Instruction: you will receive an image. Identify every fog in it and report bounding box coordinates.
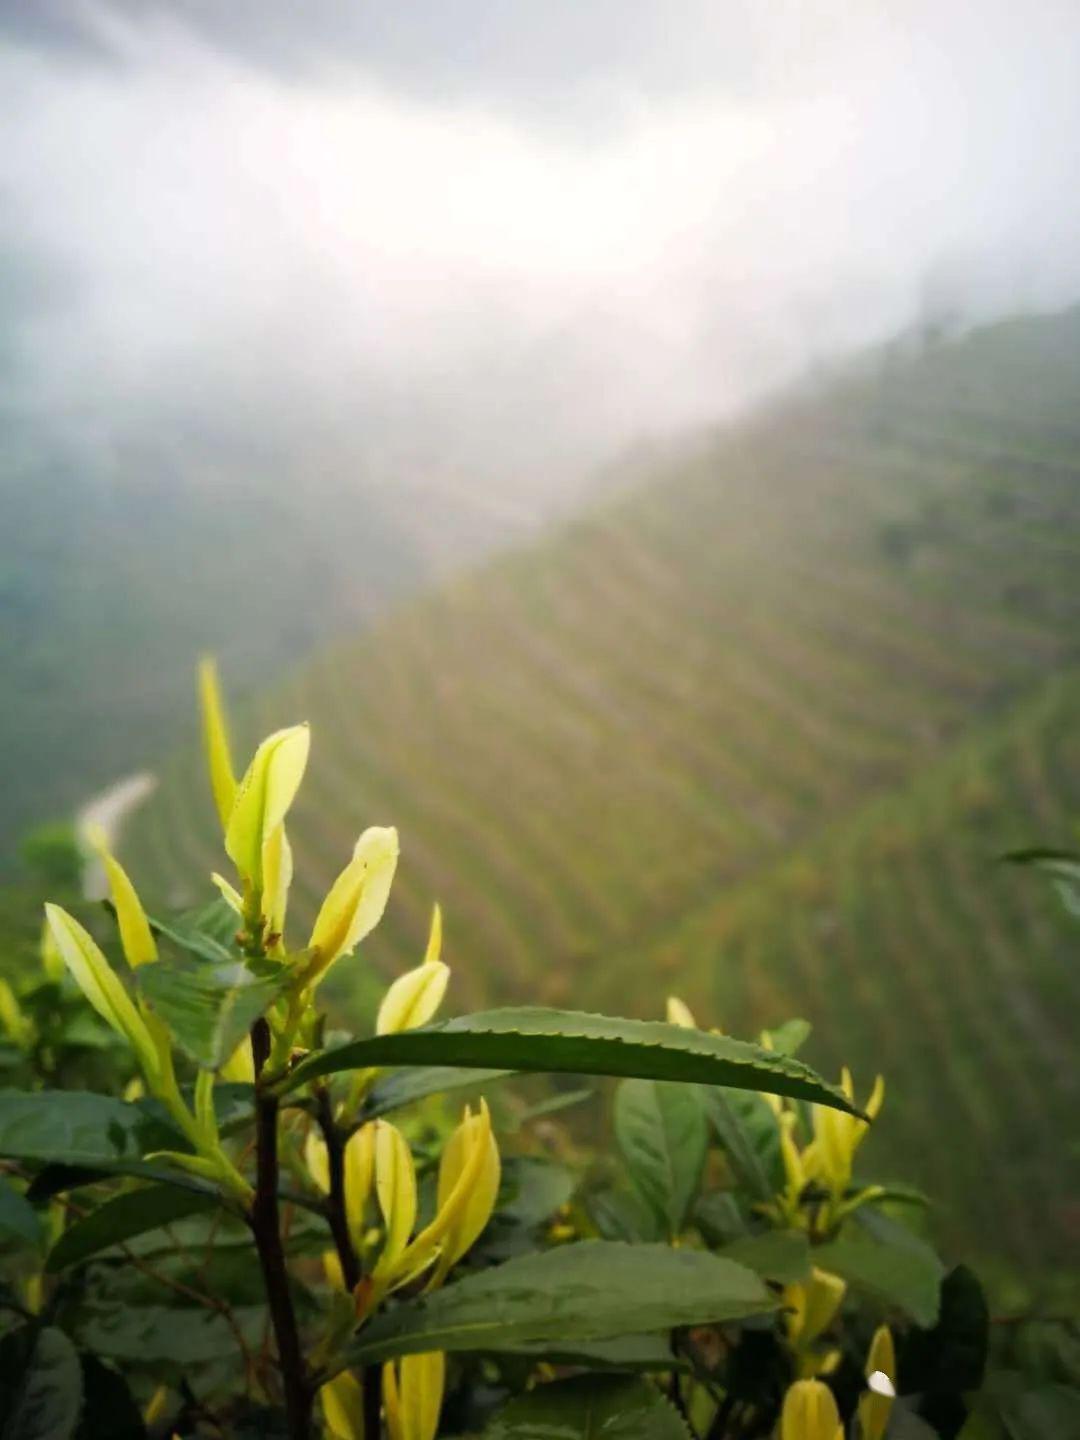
[2,0,1080,514]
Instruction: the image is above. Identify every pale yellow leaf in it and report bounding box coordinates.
[85,825,157,968]
[374,1121,417,1272]
[44,904,160,1086]
[198,657,237,831]
[225,725,310,887]
[307,826,398,984]
[320,1370,365,1440]
[424,903,442,964]
[376,960,449,1037]
[780,1380,842,1440]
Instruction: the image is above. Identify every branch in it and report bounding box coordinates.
[251,1017,312,1440]
[362,1362,383,1439]
[315,1087,361,1292]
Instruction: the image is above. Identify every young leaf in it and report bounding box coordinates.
[86,830,157,969]
[46,1184,220,1272]
[483,1374,692,1438]
[0,1327,83,1440]
[306,826,399,984]
[43,906,161,1085]
[614,1080,707,1238]
[342,1241,772,1367]
[136,959,294,1070]
[284,1009,858,1115]
[198,656,237,831]
[225,724,310,886]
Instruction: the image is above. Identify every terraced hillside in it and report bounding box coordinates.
[126,308,1080,1274]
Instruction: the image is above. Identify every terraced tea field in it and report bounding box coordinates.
[126,309,1080,1275]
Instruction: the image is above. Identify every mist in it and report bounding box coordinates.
[3,0,1080,519]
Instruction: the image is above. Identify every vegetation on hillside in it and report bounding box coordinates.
[125,309,1080,1275]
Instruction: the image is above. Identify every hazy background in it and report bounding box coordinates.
[4,0,1080,501]
[3,0,1080,1279]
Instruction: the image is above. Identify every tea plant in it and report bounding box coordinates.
[0,664,1069,1438]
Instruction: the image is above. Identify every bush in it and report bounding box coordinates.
[0,664,1075,1438]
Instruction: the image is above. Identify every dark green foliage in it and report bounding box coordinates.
[75,1355,146,1440]
[137,958,294,1070]
[285,1009,857,1112]
[614,1080,708,1237]
[343,1242,771,1366]
[0,1176,43,1250]
[0,1326,83,1440]
[46,1185,220,1273]
[482,1374,692,1438]
[901,1265,989,1438]
[0,1091,187,1174]
[815,1225,945,1327]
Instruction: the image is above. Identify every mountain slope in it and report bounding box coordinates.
[127,307,1080,1270]
[0,400,561,862]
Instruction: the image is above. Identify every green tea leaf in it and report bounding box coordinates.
[701,1088,775,1203]
[69,1299,266,1365]
[285,1009,856,1115]
[615,1080,707,1237]
[483,1374,692,1438]
[152,899,240,961]
[0,1090,183,1173]
[495,1335,681,1373]
[495,1157,576,1231]
[343,1241,772,1366]
[0,1327,82,1440]
[815,1226,944,1326]
[137,960,292,1070]
[0,1176,42,1250]
[46,1184,220,1272]
[719,1230,811,1285]
[361,1066,513,1119]
[587,1187,663,1244]
[691,1192,746,1248]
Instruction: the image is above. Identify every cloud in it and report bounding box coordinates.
[1,1,1079,510]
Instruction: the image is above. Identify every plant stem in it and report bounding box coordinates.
[315,1087,361,1291]
[251,1018,312,1439]
[362,1363,383,1438]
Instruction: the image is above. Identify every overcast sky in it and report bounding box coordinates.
[2,0,1080,507]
